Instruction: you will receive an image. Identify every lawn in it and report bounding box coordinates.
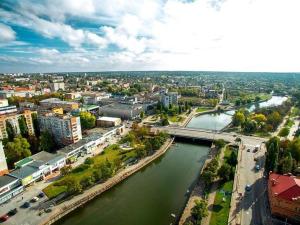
[291,107,300,117]
[43,145,137,199]
[168,115,184,123]
[209,181,234,225]
[196,107,213,113]
[285,118,294,128]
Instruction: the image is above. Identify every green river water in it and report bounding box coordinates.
[57,142,209,225]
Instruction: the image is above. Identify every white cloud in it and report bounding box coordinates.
[1,0,300,72]
[0,23,16,42]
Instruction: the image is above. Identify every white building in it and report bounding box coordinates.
[161,92,179,108]
[50,82,65,92]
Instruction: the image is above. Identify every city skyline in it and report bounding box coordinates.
[1,0,300,73]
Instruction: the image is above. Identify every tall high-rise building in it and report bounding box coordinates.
[38,112,82,146]
[161,92,179,108]
[0,110,35,140]
[50,82,65,92]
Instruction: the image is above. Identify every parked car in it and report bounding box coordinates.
[38,192,45,198]
[247,149,251,152]
[21,201,30,208]
[31,197,39,203]
[255,164,260,171]
[45,208,52,213]
[245,184,252,191]
[0,214,9,222]
[253,148,259,153]
[7,208,17,216]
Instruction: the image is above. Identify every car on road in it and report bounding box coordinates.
[31,196,39,203]
[247,149,251,152]
[255,164,260,171]
[0,214,9,222]
[7,208,17,217]
[21,201,30,208]
[245,184,252,192]
[45,208,52,213]
[253,148,259,153]
[38,192,45,198]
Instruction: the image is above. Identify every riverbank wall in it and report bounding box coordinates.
[39,138,174,225]
[178,143,217,225]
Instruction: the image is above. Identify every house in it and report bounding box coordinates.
[268,173,300,223]
[0,175,23,204]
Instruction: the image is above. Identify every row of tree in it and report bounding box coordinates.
[232,101,292,134]
[265,137,300,175]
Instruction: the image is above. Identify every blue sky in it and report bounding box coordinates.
[0,0,300,73]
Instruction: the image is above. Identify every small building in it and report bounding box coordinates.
[65,92,81,100]
[97,116,122,127]
[99,103,143,120]
[0,175,23,204]
[9,165,41,186]
[268,173,300,223]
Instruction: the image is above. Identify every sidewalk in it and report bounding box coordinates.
[201,146,226,225]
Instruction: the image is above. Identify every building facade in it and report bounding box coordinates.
[268,173,300,223]
[0,142,8,176]
[38,113,82,146]
[50,82,65,92]
[0,110,35,140]
[161,92,179,108]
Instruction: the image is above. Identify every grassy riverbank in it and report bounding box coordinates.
[44,126,169,199]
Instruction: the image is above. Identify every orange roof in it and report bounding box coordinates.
[269,173,300,201]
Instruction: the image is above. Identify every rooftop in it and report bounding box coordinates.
[269,173,300,201]
[14,157,33,168]
[97,116,121,122]
[40,98,77,105]
[9,165,39,179]
[0,175,18,188]
[31,151,64,163]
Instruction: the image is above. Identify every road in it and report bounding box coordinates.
[155,126,267,145]
[287,118,299,140]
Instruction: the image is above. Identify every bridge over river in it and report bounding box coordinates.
[154,126,267,146]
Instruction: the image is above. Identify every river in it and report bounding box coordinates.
[186,96,287,131]
[56,142,210,225]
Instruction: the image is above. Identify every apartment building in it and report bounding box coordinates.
[0,110,35,140]
[50,82,65,92]
[268,173,300,223]
[161,92,179,108]
[39,98,79,112]
[38,112,82,146]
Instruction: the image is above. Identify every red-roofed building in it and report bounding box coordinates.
[268,173,300,222]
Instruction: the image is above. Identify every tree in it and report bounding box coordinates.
[227,150,238,167]
[265,137,280,172]
[218,163,233,181]
[279,127,290,137]
[232,112,245,127]
[140,111,145,119]
[64,177,82,195]
[60,165,72,176]
[18,115,29,137]
[289,138,300,163]
[31,113,40,137]
[191,199,208,224]
[243,119,257,133]
[280,153,293,174]
[4,136,31,168]
[267,111,282,128]
[39,131,56,152]
[252,114,267,123]
[79,111,96,130]
[6,121,15,141]
[214,139,226,149]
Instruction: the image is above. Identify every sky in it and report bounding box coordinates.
[0,0,300,73]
